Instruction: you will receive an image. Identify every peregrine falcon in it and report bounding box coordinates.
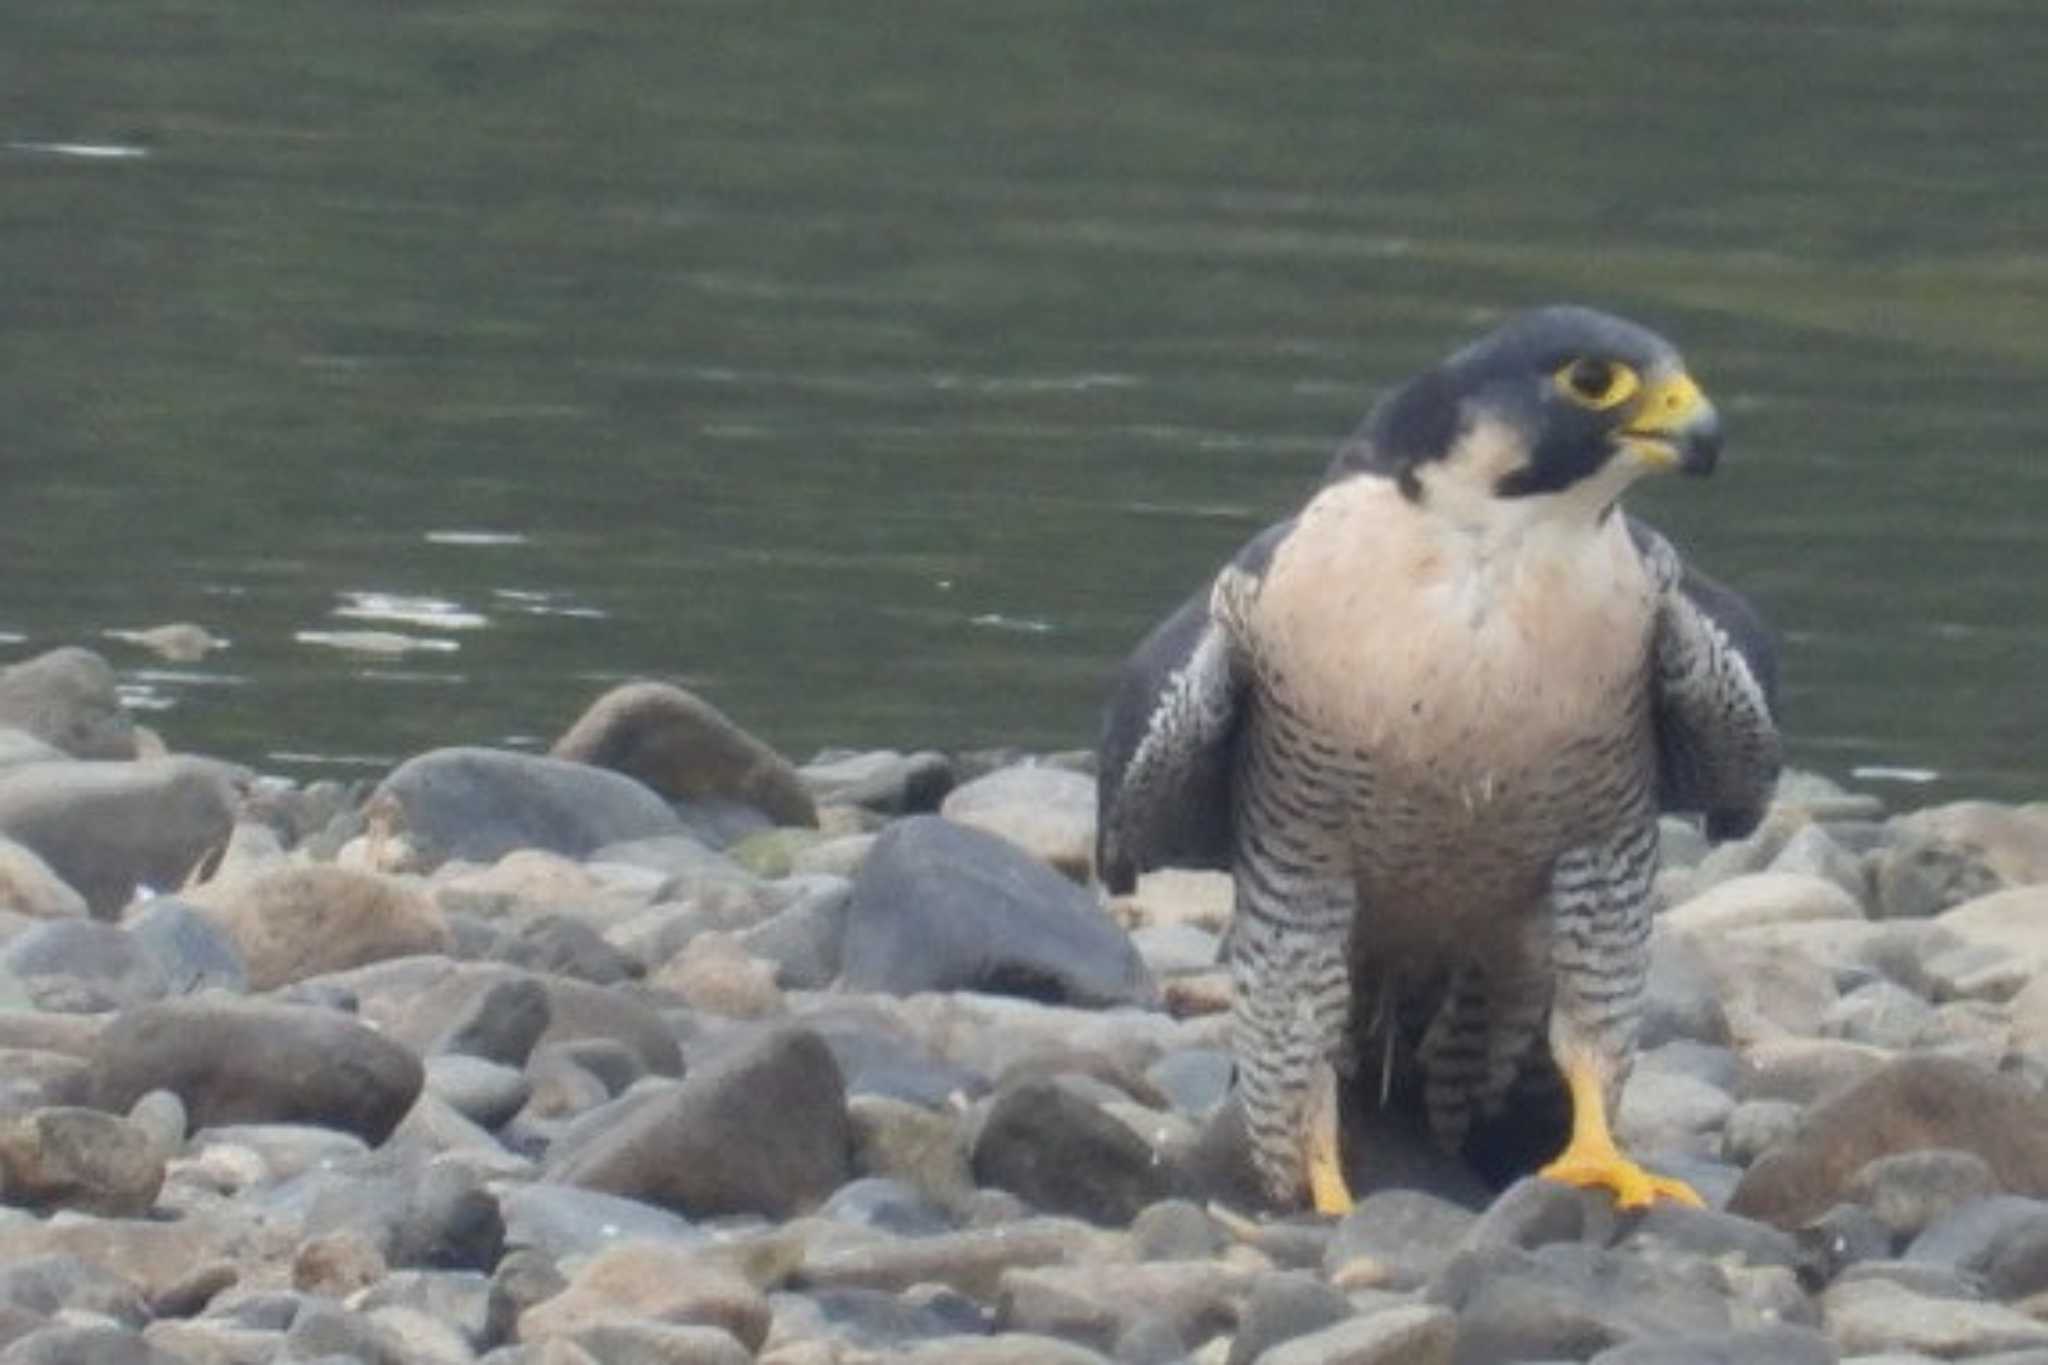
[1097,307,1782,1212]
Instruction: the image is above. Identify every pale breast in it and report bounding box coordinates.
[1234,476,1659,923]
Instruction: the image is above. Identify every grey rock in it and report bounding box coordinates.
[1256,1305,1457,1365]
[125,898,249,995]
[997,1261,1246,1354]
[92,997,424,1144]
[970,1078,1176,1227]
[424,1054,530,1130]
[0,758,240,915]
[0,1253,147,1326]
[800,1218,1115,1300]
[1797,1203,1896,1284]
[432,976,551,1067]
[1823,1276,2048,1357]
[0,919,169,1011]
[546,1025,851,1219]
[374,745,685,868]
[846,1094,979,1216]
[736,876,850,988]
[372,961,681,1079]
[1463,1176,1621,1252]
[498,1182,702,1261]
[1641,929,1732,1049]
[495,912,640,984]
[0,1324,185,1365]
[1722,1099,1804,1167]
[0,728,65,771]
[800,748,955,814]
[1822,980,1937,1051]
[820,1175,957,1237]
[1833,1256,1982,1299]
[1849,1149,2000,1240]
[1145,1048,1232,1118]
[1325,1189,1479,1289]
[1427,1242,1731,1362]
[300,1151,505,1272]
[841,815,1154,1007]
[1587,1325,1837,1364]
[0,648,135,759]
[1129,1198,1227,1262]
[551,680,817,828]
[802,1002,987,1107]
[1769,823,1869,900]
[1224,1270,1351,1365]
[1906,1195,2048,1277]
[1628,1204,1800,1269]
[940,762,1098,881]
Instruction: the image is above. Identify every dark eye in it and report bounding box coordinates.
[1555,358,1640,410]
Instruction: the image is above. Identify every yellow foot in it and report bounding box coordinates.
[1304,1058,1354,1215]
[1539,1146,1703,1210]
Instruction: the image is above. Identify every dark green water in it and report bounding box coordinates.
[4,2,2045,801]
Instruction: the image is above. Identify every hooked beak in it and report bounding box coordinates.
[1619,371,1721,477]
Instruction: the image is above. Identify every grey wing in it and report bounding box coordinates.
[1629,520,1784,841]
[1095,521,1290,893]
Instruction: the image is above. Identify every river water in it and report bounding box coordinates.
[3,3,2044,802]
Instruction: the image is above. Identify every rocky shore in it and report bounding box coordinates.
[3,643,2048,1364]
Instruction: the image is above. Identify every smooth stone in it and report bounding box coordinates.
[0,1106,164,1216]
[497,1183,704,1262]
[1849,1149,2001,1240]
[1462,1177,1621,1252]
[1823,980,1938,1050]
[1873,830,2005,921]
[799,1219,1118,1300]
[497,912,641,985]
[1324,1189,1478,1290]
[1977,1211,2048,1301]
[1890,802,2048,889]
[1721,1099,1805,1167]
[1932,885,2048,977]
[1640,929,1732,1049]
[0,920,170,1012]
[1905,1194,2048,1275]
[0,1252,148,1326]
[0,758,239,916]
[840,816,1155,1007]
[92,997,424,1144]
[374,746,685,868]
[970,1078,1176,1228]
[424,1054,531,1130]
[181,863,450,991]
[1617,1069,1733,1153]
[736,877,851,989]
[0,837,88,920]
[1689,933,1840,1046]
[1255,1305,1457,1365]
[517,1239,770,1351]
[1798,1203,1898,1283]
[1427,1242,1731,1361]
[1824,1276,2048,1356]
[1833,1256,1981,1298]
[1224,1270,1352,1365]
[0,648,135,758]
[846,1095,979,1215]
[302,1152,506,1272]
[1587,1325,1837,1364]
[1627,1203,1800,1269]
[1732,1056,2048,1229]
[892,1334,1113,1365]
[1768,823,1869,899]
[800,1001,988,1107]
[362,961,681,1078]
[1921,942,2032,1005]
[1109,867,1234,935]
[563,1321,752,1365]
[939,763,1098,882]
[651,931,783,1018]
[546,1025,851,1219]
[551,680,817,828]
[0,1048,91,1111]
[787,833,876,880]
[0,1324,187,1365]
[433,976,552,1066]
[123,899,248,995]
[998,1261,1248,1353]
[1737,1038,1894,1107]
[1144,1047,1233,1118]
[782,1284,991,1352]
[798,749,955,815]
[0,728,66,771]
[819,1176,957,1237]
[1661,872,1865,936]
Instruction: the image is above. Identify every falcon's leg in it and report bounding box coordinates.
[1537,826,1703,1210]
[1228,875,1357,1213]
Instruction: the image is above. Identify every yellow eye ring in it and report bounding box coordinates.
[1554,358,1640,411]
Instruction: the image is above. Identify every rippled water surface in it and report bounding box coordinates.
[3,3,2045,799]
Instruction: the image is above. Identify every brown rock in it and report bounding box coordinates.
[1729,1054,2048,1228]
[293,1229,388,1298]
[553,681,816,827]
[183,864,451,990]
[0,1106,165,1215]
[371,960,682,1077]
[518,1240,770,1350]
[92,998,424,1144]
[997,1261,1253,1352]
[652,931,784,1018]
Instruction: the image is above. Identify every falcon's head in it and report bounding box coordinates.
[1343,307,1723,520]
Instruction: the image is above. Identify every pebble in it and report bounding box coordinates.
[3,672,2045,1363]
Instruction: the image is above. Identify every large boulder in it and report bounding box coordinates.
[840,816,1155,1008]
[91,998,423,1144]
[371,746,684,867]
[0,648,135,758]
[0,758,241,915]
